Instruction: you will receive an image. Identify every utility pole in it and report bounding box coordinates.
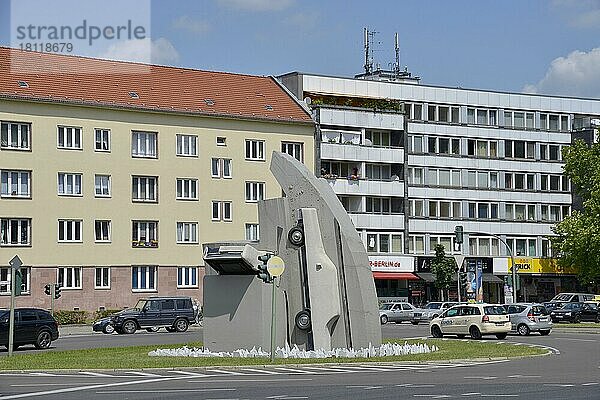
[8,255,23,357]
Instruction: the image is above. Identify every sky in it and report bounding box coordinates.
[1,0,600,98]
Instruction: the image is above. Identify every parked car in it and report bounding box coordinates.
[93,296,197,334]
[550,292,595,303]
[429,304,510,340]
[0,308,59,350]
[411,302,459,324]
[550,302,600,323]
[542,302,562,312]
[502,303,552,336]
[379,302,417,324]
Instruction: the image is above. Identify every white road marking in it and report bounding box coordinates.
[10,383,103,387]
[267,396,309,400]
[273,367,315,374]
[122,371,162,377]
[77,372,113,377]
[346,385,383,390]
[507,375,541,378]
[544,384,575,387]
[582,383,599,386]
[186,378,312,383]
[336,365,395,372]
[168,370,209,377]
[461,393,481,396]
[464,376,497,380]
[413,395,451,398]
[96,389,235,394]
[301,366,352,373]
[481,395,518,397]
[206,369,245,375]
[240,368,282,375]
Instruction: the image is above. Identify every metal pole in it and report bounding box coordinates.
[8,268,15,357]
[51,284,55,317]
[511,253,517,304]
[270,277,277,363]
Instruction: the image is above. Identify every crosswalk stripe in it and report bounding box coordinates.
[78,372,113,377]
[273,367,315,374]
[168,371,208,377]
[241,368,282,375]
[301,366,353,373]
[122,371,162,377]
[336,365,395,372]
[206,369,245,375]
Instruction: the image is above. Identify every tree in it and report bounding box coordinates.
[552,139,600,289]
[430,244,457,301]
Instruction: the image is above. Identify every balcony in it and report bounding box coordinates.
[349,213,405,230]
[132,240,159,248]
[317,107,405,130]
[321,142,404,163]
[325,177,404,197]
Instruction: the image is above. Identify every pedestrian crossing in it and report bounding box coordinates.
[0,360,508,379]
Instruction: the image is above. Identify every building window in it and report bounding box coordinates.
[132,265,157,291]
[176,134,197,157]
[245,223,259,241]
[0,267,30,294]
[408,235,425,254]
[58,173,82,196]
[216,136,227,146]
[176,222,198,244]
[1,170,31,197]
[429,236,457,254]
[282,142,303,162]
[0,218,30,246]
[95,267,110,289]
[365,232,402,253]
[506,238,537,257]
[176,178,198,200]
[212,201,232,221]
[366,197,391,214]
[57,267,82,289]
[131,131,157,158]
[366,130,390,147]
[58,219,82,242]
[94,220,111,242]
[132,221,158,247]
[505,140,535,159]
[1,121,30,150]
[245,139,265,160]
[245,181,265,202]
[212,158,232,179]
[467,139,497,157]
[57,126,82,150]
[94,129,110,152]
[132,176,157,202]
[177,267,197,288]
[468,237,500,256]
[95,175,111,197]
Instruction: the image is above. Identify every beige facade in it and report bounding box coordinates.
[0,99,314,312]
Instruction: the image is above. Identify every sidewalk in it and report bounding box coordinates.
[58,324,203,336]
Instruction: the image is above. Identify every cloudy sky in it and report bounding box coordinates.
[2,0,600,98]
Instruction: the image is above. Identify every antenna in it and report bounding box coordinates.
[394,32,400,76]
[363,27,377,75]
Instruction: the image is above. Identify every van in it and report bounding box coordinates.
[550,293,595,303]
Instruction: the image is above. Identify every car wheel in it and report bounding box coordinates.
[103,324,115,334]
[12,344,19,351]
[411,321,419,325]
[517,324,530,336]
[166,326,176,333]
[431,325,443,338]
[539,330,551,336]
[174,318,189,333]
[145,327,160,332]
[380,315,388,325]
[469,326,482,340]
[34,330,52,349]
[122,320,137,334]
[573,315,581,323]
[495,333,508,340]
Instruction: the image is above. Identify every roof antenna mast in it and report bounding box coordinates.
[363,27,374,75]
[394,32,400,77]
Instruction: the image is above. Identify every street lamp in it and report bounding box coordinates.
[467,232,517,304]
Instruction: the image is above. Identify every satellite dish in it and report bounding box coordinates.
[304,97,312,105]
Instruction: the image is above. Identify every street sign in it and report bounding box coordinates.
[267,256,286,277]
[9,255,22,270]
[453,255,465,270]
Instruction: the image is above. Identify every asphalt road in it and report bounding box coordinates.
[0,323,598,400]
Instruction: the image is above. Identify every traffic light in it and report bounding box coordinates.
[257,254,273,283]
[454,225,464,245]
[44,284,52,296]
[14,269,23,296]
[54,284,62,299]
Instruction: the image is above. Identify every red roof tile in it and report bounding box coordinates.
[0,47,312,124]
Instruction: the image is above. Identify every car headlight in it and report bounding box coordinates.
[565,312,571,316]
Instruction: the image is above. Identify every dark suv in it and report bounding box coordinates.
[0,308,59,350]
[107,297,196,334]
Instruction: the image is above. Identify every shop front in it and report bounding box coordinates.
[369,255,421,304]
[510,258,583,303]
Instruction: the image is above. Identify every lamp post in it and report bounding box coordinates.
[467,232,517,304]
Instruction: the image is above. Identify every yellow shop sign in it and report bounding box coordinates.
[509,258,578,275]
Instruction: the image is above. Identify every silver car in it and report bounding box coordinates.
[379,302,417,325]
[503,303,552,336]
[411,302,459,324]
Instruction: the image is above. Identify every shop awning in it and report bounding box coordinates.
[417,273,503,283]
[372,272,420,280]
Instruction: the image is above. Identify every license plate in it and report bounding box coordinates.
[538,317,547,322]
[555,315,563,319]
[495,322,505,326]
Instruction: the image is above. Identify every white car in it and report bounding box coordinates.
[379,302,417,324]
[429,304,510,340]
[411,301,459,324]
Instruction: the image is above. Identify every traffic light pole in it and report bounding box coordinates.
[270,277,277,363]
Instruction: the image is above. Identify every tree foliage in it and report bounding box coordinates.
[431,244,457,297]
[552,139,600,286]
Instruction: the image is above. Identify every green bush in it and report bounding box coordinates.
[93,309,121,320]
[53,310,89,325]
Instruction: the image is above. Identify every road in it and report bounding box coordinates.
[0,323,598,399]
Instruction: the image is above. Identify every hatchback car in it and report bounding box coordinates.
[430,304,510,340]
[0,308,59,350]
[503,303,552,336]
[550,302,599,323]
[411,302,459,324]
[95,296,196,334]
[379,302,417,324]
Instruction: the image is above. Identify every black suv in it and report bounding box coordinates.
[0,308,59,350]
[106,297,196,334]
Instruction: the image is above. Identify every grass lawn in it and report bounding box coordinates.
[0,339,547,371]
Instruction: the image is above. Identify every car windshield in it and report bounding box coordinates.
[379,304,394,310]
[425,303,442,309]
[133,300,147,310]
[484,306,507,315]
[559,303,579,310]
